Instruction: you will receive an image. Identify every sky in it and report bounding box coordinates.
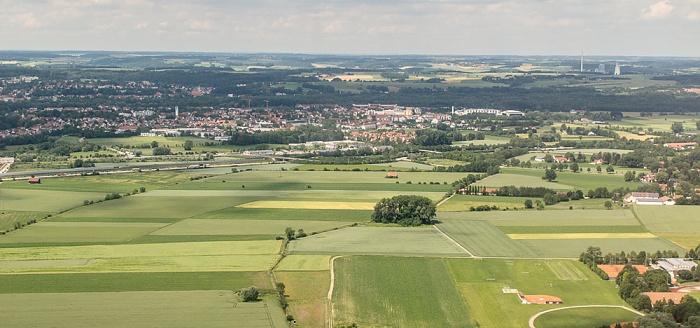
[0,0,698,56]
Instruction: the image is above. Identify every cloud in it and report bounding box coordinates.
[641,0,674,19]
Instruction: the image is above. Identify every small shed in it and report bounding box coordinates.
[385,172,398,179]
[28,177,41,184]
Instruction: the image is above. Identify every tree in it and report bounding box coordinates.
[285,227,296,240]
[371,195,436,226]
[672,122,684,134]
[151,140,159,148]
[542,169,557,182]
[596,165,602,173]
[239,286,259,302]
[604,200,613,210]
[184,140,194,151]
[524,199,533,209]
[152,147,171,155]
[570,162,579,172]
[606,165,615,174]
[624,171,635,182]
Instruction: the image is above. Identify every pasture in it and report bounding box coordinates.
[1,171,190,193]
[332,256,475,327]
[447,258,632,328]
[287,226,468,256]
[0,291,287,328]
[238,200,376,210]
[0,211,47,231]
[0,188,105,212]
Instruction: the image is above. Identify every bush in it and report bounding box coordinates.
[239,286,259,302]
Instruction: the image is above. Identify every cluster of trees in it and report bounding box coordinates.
[617,265,671,311]
[370,195,436,226]
[579,247,610,280]
[239,286,259,302]
[412,129,452,146]
[448,174,486,196]
[225,125,344,146]
[283,227,307,240]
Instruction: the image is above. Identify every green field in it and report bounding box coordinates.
[447,258,633,328]
[0,211,48,231]
[0,291,287,328]
[439,194,533,211]
[534,307,639,328]
[333,256,475,327]
[500,168,643,191]
[288,226,468,256]
[437,210,640,227]
[0,241,281,273]
[58,195,258,220]
[194,207,371,222]
[276,255,331,271]
[0,222,166,244]
[149,219,351,236]
[1,171,191,193]
[0,271,272,293]
[0,188,105,212]
[634,205,700,233]
[474,173,572,190]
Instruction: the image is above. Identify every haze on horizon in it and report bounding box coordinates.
[1,0,698,57]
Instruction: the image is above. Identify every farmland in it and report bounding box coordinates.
[0,164,695,327]
[332,256,475,327]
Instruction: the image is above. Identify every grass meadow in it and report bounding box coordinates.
[274,271,330,328]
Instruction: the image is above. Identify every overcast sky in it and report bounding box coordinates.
[1,0,698,56]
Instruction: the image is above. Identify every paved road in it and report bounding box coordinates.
[528,305,645,328]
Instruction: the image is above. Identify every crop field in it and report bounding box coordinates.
[332,256,475,327]
[278,190,445,203]
[58,195,254,220]
[0,188,105,212]
[276,255,331,271]
[0,211,48,231]
[199,170,472,186]
[436,219,537,257]
[0,222,167,244]
[657,233,700,249]
[274,271,330,328]
[447,259,631,328]
[497,225,647,234]
[0,241,281,273]
[194,207,371,222]
[507,233,657,240]
[634,205,700,233]
[369,161,435,170]
[149,219,351,236]
[288,226,468,256]
[437,210,640,227]
[0,271,272,293]
[238,200,376,210]
[438,194,532,212]
[1,171,190,193]
[0,291,287,328]
[616,114,699,132]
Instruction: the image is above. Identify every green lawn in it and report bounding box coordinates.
[333,256,476,327]
[534,307,639,328]
[0,222,166,244]
[447,258,634,328]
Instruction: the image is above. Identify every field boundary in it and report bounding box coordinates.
[327,255,342,328]
[528,305,644,328]
[432,225,475,257]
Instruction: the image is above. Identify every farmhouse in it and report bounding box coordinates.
[552,156,569,163]
[663,142,697,150]
[597,265,648,279]
[624,192,660,205]
[27,177,41,184]
[643,292,685,307]
[385,172,398,179]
